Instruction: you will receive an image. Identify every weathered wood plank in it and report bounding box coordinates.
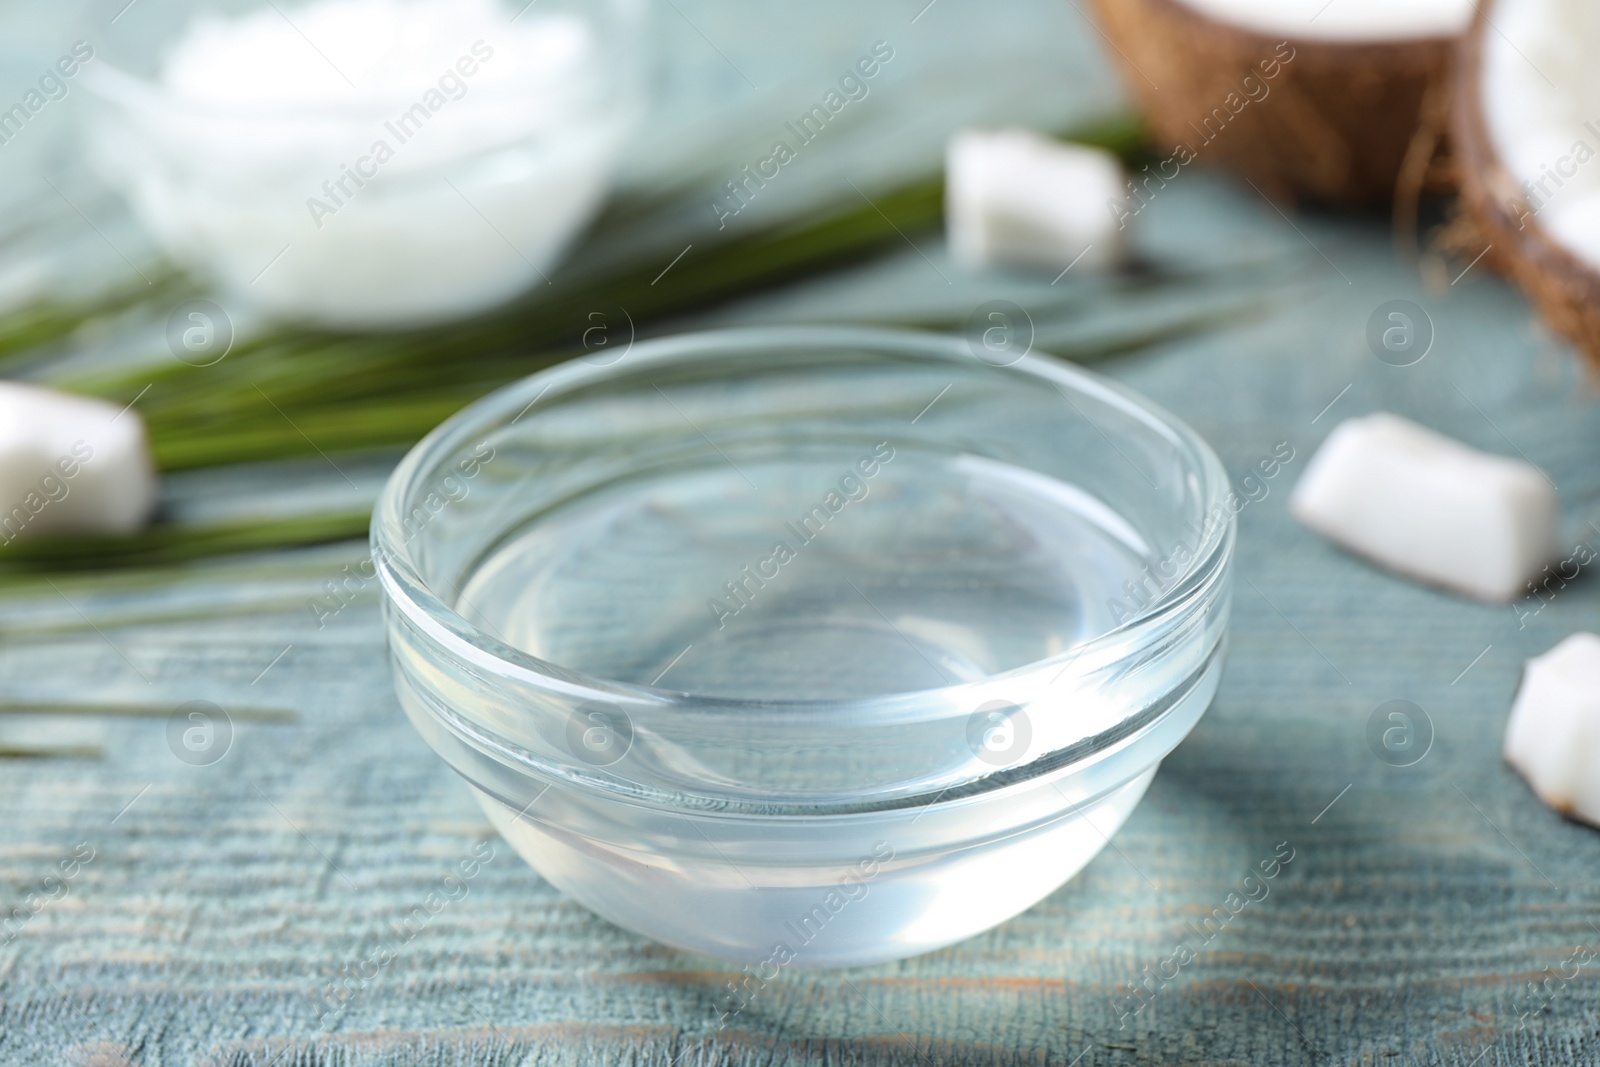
[4,0,1600,1065]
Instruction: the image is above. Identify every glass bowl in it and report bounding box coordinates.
[83,0,646,329]
[374,326,1234,967]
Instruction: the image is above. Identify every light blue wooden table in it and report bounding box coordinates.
[3,2,1600,1064]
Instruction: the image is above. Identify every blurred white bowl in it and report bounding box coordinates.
[86,0,646,330]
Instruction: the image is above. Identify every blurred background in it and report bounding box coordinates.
[3,0,1600,1064]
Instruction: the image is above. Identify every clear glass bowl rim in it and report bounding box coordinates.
[372,325,1235,722]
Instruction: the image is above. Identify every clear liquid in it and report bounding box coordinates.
[458,446,1149,699]
[474,764,1160,967]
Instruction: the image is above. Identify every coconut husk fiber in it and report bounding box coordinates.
[1088,0,1455,209]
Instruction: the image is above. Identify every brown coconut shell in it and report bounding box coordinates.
[1087,0,1457,209]
[1452,1,1600,369]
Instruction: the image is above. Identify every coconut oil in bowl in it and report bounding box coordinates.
[375,326,1234,966]
[85,0,645,328]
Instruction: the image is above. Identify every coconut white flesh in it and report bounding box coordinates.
[1289,413,1559,602]
[1172,0,1474,41]
[945,129,1127,273]
[0,382,158,541]
[1480,0,1600,272]
[1505,633,1600,826]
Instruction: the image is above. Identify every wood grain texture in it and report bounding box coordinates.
[4,2,1600,1066]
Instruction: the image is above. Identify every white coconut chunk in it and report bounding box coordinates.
[1289,413,1559,601]
[946,129,1127,273]
[1174,0,1475,41]
[0,382,158,542]
[1505,633,1600,826]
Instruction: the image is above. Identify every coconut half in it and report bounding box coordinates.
[1087,0,1475,207]
[1454,0,1600,367]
